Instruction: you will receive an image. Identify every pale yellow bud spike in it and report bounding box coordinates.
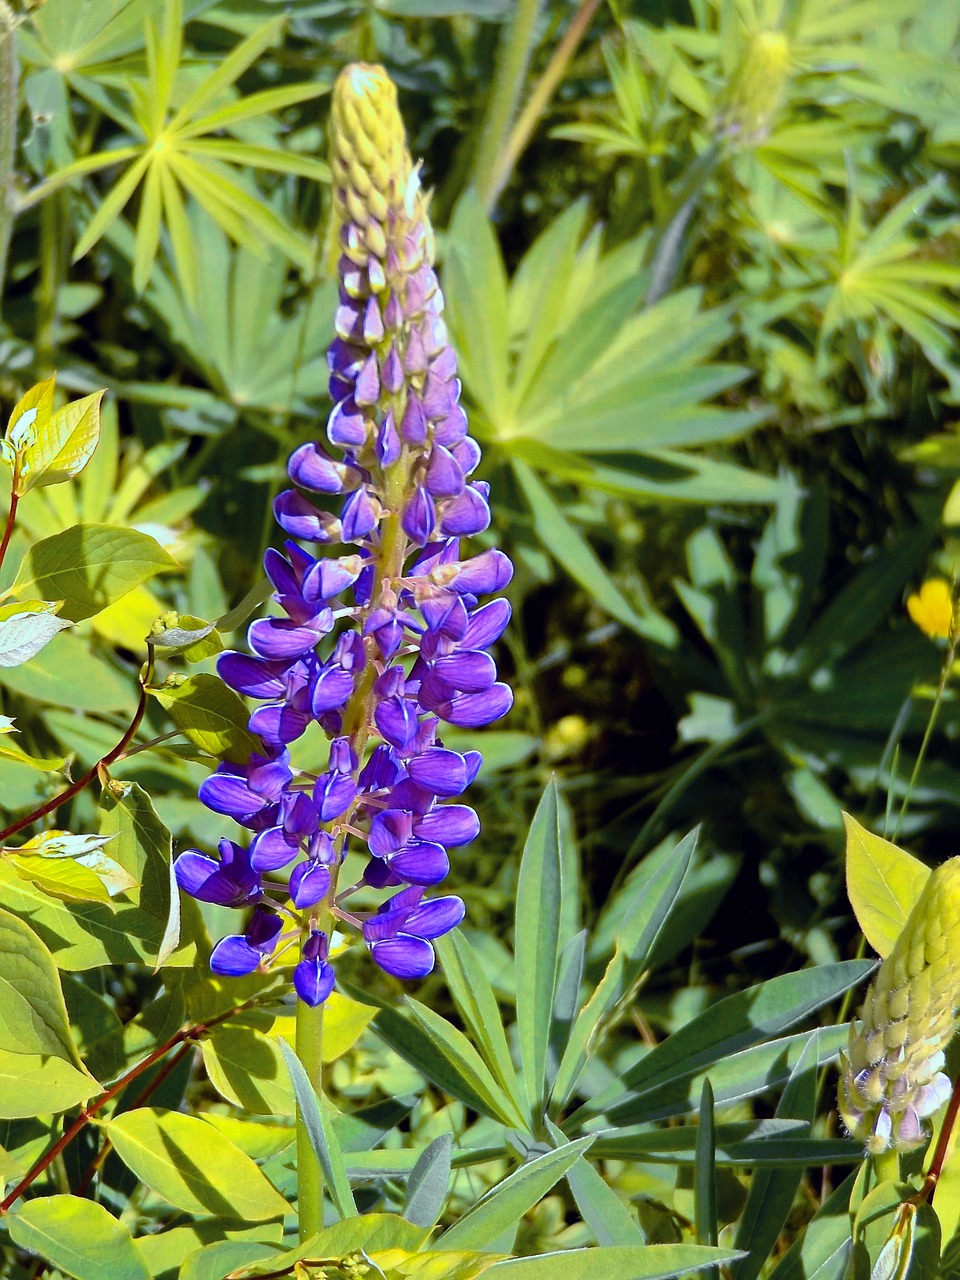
[839,856,960,1153]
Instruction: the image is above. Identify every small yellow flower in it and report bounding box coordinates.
[907,579,954,639]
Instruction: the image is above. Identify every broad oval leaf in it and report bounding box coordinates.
[843,813,930,959]
[8,1195,149,1280]
[151,672,259,763]
[11,522,178,621]
[102,1107,289,1220]
[0,906,88,1065]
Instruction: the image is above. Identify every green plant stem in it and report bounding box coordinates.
[873,1148,900,1185]
[0,2,16,307]
[490,0,603,205]
[36,193,63,377]
[295,997,325,1241]
[473,0,544,211]
[0,1000,257,1213]
[892,628,960,841]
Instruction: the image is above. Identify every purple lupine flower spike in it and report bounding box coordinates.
[174,62,513,1003]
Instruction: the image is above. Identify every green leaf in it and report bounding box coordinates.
[580,961,874,1122]
[238,1216,429,1276]
[843,813,930,959]
[404,1132,453,1228]
[0,600,72,666]
[694,1079,719,1278]
[731,1034,819,1280]
[767,1173,855,1280]
[179,1242,280,1280]
[513,459,675,646]
[202,1023,295,1116]
[0,906,88,1065]
[135,1222,281,1279]
[438,1138,594,1252]
[103,1107,289,1220]
[0,627,132,711]
[0,1048,98,1117]
[552,829,697,1109]
[7,851,117,904]
[11,523,178,622]
[151,672,259,763]
[436,929,524,1113]
[515,780,563,1122]
[484,1245,742,1278]
[7,1196,149,1280]
[400,996,527,1129]
[545,1118,642,1247]
[277,1037,356,1220]
[16,390,104,495]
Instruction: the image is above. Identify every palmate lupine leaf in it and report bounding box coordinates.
[818,174,960,393]
[109,213,336,418]
[19,0,328,295]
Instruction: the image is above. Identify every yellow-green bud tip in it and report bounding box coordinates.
[330,62,412,228]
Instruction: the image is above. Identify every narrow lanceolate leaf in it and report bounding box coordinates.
[732,1035,818,1280]
[0,600,72,667]
[15,390,105,494]
[436,929,524,1114]
[11,523,178,622]
[551,828,697,1109]
[403,1133,453,1228]
[843,813,930,959]
[277,1039,356,1220]
[438,1138,594,1252]
[579,961,875,1121]
[8,1196,149,1280]
[484,1245,743,1278]
[546,1119,643,1247]
[398,995,527,1129]
[103,1107,288,1221]
[694,1079,719,1280]
[513,460,675,646]
[515,780,564,1124]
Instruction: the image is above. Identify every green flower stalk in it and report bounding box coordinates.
[839,858,960,1155]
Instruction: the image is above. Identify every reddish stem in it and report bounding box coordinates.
[0,678,148,844]
[0,1001,252,1213]
[74,1041,196,1198]
[917,1073,960,1204]
[0,489,18,576]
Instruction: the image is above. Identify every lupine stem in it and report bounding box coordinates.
[490,0,603,204]
[0,1,16,307]
[873,1149,900,1185]
[295,996,325,1240]
[473,0,544,211]
[893,622,960,841]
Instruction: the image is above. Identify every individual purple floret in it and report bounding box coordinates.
[174,62,513,1006]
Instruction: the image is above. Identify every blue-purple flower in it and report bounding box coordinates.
[174,62,513,1006]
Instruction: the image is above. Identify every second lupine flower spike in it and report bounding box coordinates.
[838,857,960,1154]
[174,62,513,1004]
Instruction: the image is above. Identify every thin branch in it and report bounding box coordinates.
[0,648,154,843]
[74,1041,196,1198]
[0,1000,257,1213]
